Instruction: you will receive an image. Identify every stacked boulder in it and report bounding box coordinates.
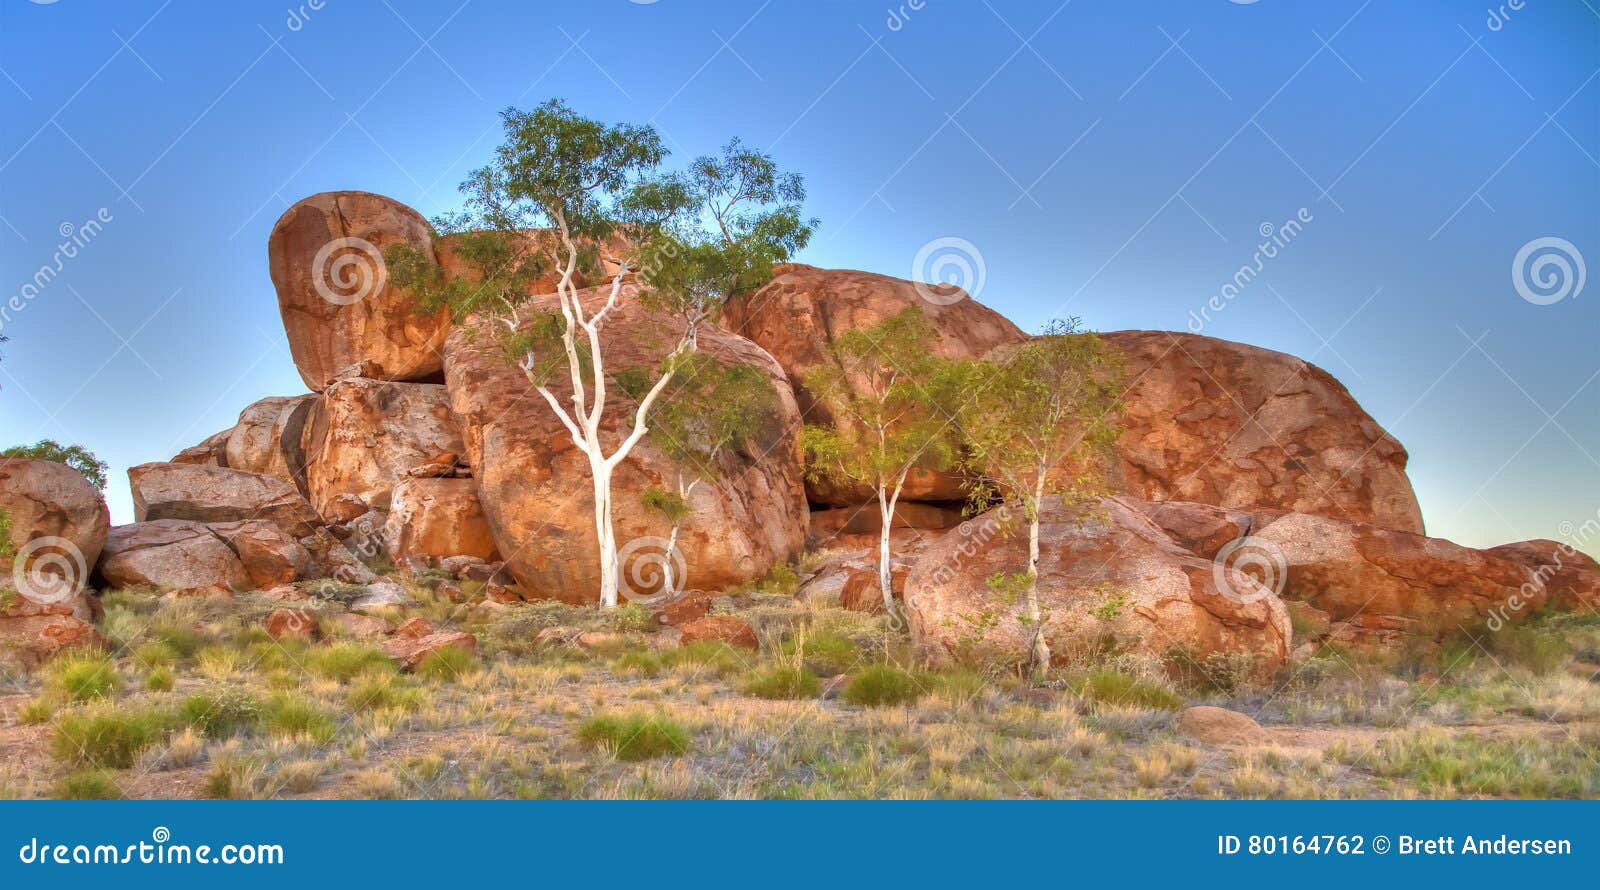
[6,187,1594,678]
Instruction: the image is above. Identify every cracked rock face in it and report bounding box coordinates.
[0,458,110,600]
[1102,330,1424,534]
[269,190,452,391]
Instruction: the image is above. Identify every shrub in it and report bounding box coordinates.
[132,640,179,670]
[414,646,476,682]
[344,674,421,713]
[743,665,821,700]
[611,650,664,678]
[55,770,123,800]
[151,626,203,659]
[577,711,691,761]
[780,632,859,676]
[46,652,121,703]
[668,640,747,676]
[1078,668,1184,711]
[842,665,924,707]
[51,705,170,768]
[260,693,336,744]
[306,642,395,683]
[1,440,107,489]
[144,667,175,692]
[605,601,656,634]
[179,689,260,739]
[18,697,55,725]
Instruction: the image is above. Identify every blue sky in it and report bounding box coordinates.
[0,0,1595,554]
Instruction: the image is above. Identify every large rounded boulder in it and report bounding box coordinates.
[0,458,110,604]
[904,496,1292,671]
[171,394,316,495]
[445,288,808,604]
[722,264,1026,505]
[269,191,451,391]
[1104,331,1424,534]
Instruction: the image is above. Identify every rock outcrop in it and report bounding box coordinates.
[1103,331,1424,534]
[129,463,322,539]
[302,378,464,518]
[269,191,451,391]
[1484,540,1600,613]
[445,288,807,604]
[383,477,499,564]
[97,520,252,595]
[0,458,111,603]
[904,496,1292,671]
[1249,512,1551,639]
[723,264,1026,505]
[171,395,317,494]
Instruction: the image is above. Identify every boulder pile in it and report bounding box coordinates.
[1,188,1593,677]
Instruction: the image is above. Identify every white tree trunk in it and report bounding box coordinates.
[1025,472,1050,677]
[877,472,909,623]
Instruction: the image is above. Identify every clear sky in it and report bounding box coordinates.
[0,0,1595,555]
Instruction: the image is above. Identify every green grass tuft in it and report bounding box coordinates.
[51,705,169,768]
[743,664,821,699]
[46,652,121,703]
[842,664,924,707]
[577,711,691,761]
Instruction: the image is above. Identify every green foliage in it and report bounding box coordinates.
[55,770,124,800]
[954,320,1124,518]
[1,440,108,489]
[179,688,261,739]
[51,705,170,768]
[778,632,859,676]
[1091,587,1130,622]
[46,652,121,703]
[1076,669,1184,711]
[260,693,336,743]
[841,664,925,707]
[801,308,959,496]
[743,664,821,700]
[611,650,665,678]
[667,640,747,676]
[632,355,783,486]
[306,642,396,683]
[414,646,477,683]
[577,711,691,761]
[346,673,423,712]
[144,667,175,692]
[605,600,657,634]
[0,507,13,560]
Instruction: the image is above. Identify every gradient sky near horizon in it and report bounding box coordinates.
[0,0,1596,554]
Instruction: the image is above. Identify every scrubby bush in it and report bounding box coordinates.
[51,705,169,768]
[46,652,121,703]
[842,664,924,707]
[1077,668,1183,711]
[743,664,821,700]
[577,711,690,761]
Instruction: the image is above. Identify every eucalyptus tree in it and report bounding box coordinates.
[801,308,958,623]
[389,101,812,608]
[952,319,1124,676]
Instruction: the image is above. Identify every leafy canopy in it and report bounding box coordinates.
[3,440,108,490]
[800,307,958,492]
[954,318,1124,519]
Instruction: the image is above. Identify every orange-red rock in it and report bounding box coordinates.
[1484,540,1600,612]
[97,520,251,595]
[0,458,110,602]
[269,191,451,391]
[678,615,759,651]
[723,265,1026,505]
[382,477,499,563]
[904,496,1291,671]
[302,378,464,518]
[381,629,476,672]
[0,595,103,671]
[1103,331,1424,534]
[264,607,319,641]
[444,288,807,604]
